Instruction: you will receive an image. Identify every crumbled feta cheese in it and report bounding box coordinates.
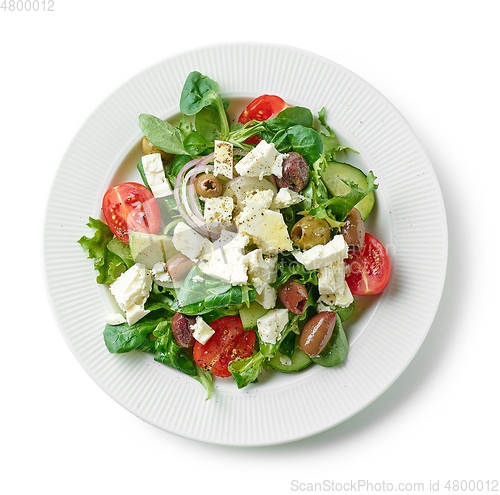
[172,222,212,261]
[105,313,126,325]
[199,231,250,285]
[242,189,275,210]
[236,206,292,254]
[109,263,152,325]
[234,140,287,180]
[191,316,215,345]
[272,187,305,209]
[203,196,234,227]
[245,249,277,293]
[141,153,172,198]
[292,234,348,270]
[280,355,292,366]
[214,140,233,179]
[257,308,289,344]
[151,262,172,284]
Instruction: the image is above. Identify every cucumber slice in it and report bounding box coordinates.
[239,300,269,331]
[321,161,375,221]
[268,336,312,373]
[129,232,177,269]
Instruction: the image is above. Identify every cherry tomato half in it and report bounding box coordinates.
[238,94,289,145]
[345,233,391,295]
[102,182,161,244]
[193,316,256,378]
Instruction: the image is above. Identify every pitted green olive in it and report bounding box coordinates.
[142,136,173,162]
[290,215,331,250]
[194,173,222,198]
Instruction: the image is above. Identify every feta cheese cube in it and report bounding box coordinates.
[173,222,212,261]
[317,258,354,308]
[245,249,277,293]
[272,187,305,209]
[234,140,287,180]
[199,231,250,285]
[203,196,234,227]
[236,206,292,254]
[109,263,152,325]
[214,140,233,179]
[292,234,348,270]
[243,189,275,210]
[191,316,215,345]
[255,282,277,309]
[257,308,289,345]
[141,153,172,198]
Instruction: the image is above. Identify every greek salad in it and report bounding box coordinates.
[78,71,391,399]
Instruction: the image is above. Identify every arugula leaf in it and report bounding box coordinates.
[78,217,130,284]
[180,71,229,139]
[318,107,358,161]
[310,171,378,222]
[138,114,188,156]
[228,351,266,389]
[311,315,349,367]
[194,364,213,400]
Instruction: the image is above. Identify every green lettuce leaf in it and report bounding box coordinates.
[78,217,131,284]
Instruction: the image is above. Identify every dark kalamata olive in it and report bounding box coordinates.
[341,208,365,250]
[299,312,337,357]
[142,136,172,162]
[277,278,308,314]
[194,173,222,198]
[290,215,331,250]
[275,152,309,192]
[166,253,194,282]
[171,312,196,348]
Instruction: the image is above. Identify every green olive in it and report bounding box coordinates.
[142,136,173,162]
[290,215,331,250]
[194,173,222,198]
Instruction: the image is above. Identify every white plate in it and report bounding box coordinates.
[43,43,447,446]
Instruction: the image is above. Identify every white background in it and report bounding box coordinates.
[2,1,499,494]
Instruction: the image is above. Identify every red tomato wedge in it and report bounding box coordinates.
[238,94,289,145]
[193,316,256,378]
[345,233,391,295]
[102,182,161,244]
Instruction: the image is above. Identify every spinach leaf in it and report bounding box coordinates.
[138,114,188,156]
[103,315,166,354]
[136,158,151,190]
[179,71,229,139]
[78,217,130,284]
[287,125,324,165]
[183,131,213,156]
[334,301,355,322]
[153,320,197,377]
[311,315,349,367]
[171,266,256,315]
[167,154,193,187]
[228,351,266,389]
[275,106,314,128]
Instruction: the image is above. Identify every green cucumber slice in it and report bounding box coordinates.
[321,161,376,221]
[239,300,269,331]
[268,336,312,373]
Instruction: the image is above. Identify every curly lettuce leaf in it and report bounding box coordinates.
[78,217,131,284]
[228,351,266,389]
